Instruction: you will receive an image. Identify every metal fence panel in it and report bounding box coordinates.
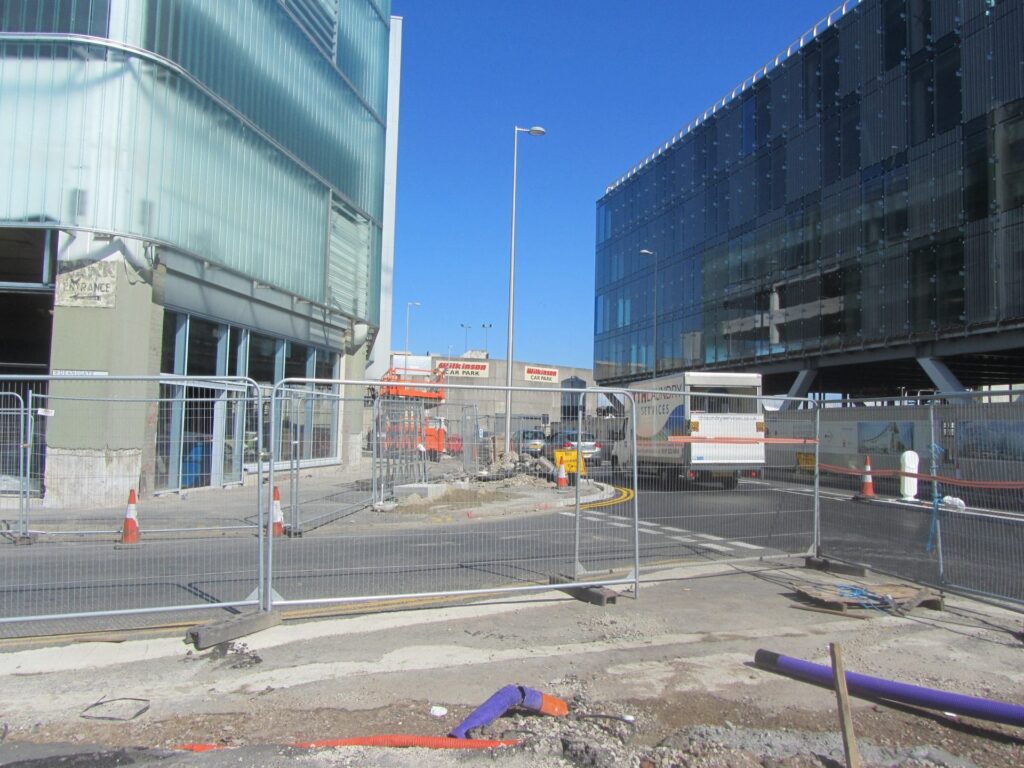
[267,380,641,608]
[0,376,266,637]
[813,391,1024,606]
[622,387,817,570]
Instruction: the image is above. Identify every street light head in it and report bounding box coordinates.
[527,126,546,136]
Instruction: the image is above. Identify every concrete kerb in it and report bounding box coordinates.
[395,480,619,524]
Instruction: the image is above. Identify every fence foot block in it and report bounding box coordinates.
[805,556,870,578]
[549,576,618,606]
[186,611,282,650]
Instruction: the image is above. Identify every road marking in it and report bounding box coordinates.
[661,526,688,533]
[638,520,660,527]
[728,540,765,550]
[558,511,575,518]
[639,528,663,536]
[609,522,631,528]
[671,536,696,543]
[694,533,725,541]
[696,542,733,553]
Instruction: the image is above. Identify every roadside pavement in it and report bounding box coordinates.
[1,560,1021,767]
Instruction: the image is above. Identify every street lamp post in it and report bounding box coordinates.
[504,125,545,454]
[460,323,473,353]
[405,301,420,369]
[640,249,657,378]
[481,323,493,356]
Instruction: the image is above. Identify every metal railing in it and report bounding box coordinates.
[1,376,1021,640]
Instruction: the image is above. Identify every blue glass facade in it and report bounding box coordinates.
[595,0,1024,395]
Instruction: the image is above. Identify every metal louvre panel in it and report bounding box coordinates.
[327,198,371,320]
[995,215,1024,318]
[860,251,885,338]
[857,1,884,83]
[962,23,994,121]
[992,3,1024,104]
[837,10,863,97]
[908,141,936,240]
[964,223,994,324]
[282,0,339,58]
[884,242,910,336]
[933,131,963,232]
[860,82,887,167]
[931,0,960,39]
[880,67,908,163]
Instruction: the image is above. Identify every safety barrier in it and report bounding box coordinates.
[0,375,267,637]
[2,376,1021,639]
[264,379,641,611]
[808,391,1024,606]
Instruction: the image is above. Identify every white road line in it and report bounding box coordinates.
[694,533,725,541]
[558,511,575,517]
[696,542,733,553]
[609,522,631,528]
[661,526,688,532]
[639,528,663,536]
[728,540,765,550]
[637,520,660,527]
[671,536,696,543]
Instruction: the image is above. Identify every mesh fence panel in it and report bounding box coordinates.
[0,376,264,637]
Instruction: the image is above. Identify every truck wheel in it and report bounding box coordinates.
[721,474,739,490]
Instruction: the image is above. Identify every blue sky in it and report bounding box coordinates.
[389,0,840,369]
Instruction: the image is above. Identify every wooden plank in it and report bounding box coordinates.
[830,642,863,768]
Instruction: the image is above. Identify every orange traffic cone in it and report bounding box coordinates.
[556,456,568,489]
[860,454,875,497]
[121,488,140,544]
[270,486,284,537]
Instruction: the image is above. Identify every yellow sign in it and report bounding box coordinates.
[554,449,587,477]
[796,451,816,471]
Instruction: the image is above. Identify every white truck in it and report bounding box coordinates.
[611,372,766,489]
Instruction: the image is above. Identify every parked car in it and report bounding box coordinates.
[511,429,547,456]
[546,429,601,463]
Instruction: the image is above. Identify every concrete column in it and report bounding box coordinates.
[45,234,160,507]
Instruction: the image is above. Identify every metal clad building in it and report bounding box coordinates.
[594,0,1024,398]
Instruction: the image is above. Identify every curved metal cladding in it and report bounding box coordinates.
[594,0,1024,388]
[0,0,388,321]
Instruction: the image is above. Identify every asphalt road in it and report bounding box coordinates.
[1,474,1018,638]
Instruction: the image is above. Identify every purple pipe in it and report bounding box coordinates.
[450,685,545,739]
[755,649,1024,728]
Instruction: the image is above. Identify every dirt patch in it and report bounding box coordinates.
[10,684,1022,766]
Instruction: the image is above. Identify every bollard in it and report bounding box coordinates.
[899,450,919,500]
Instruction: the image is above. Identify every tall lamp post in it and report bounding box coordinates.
[460,323,473,353]
[481,322,493,356]
[405,301,420,369]
[504,125,545,454]
[640,249,658,377]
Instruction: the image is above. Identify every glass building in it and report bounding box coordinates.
[594,0,1024,397]
[0,0,394,491]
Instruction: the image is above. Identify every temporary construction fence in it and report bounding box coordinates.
[1,374,1022,639]
[0,375,267,636]
[264,379,643,612]
[792,391,1024,605]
